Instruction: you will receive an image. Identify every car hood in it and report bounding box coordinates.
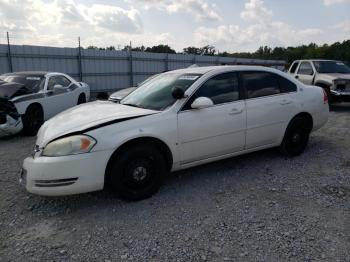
[37,101,159,146]
[318,73,350,82]
[0,82,31,99]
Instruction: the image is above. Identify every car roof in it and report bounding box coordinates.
[296,59,342,63]
[1,71,48,77]
[169,65,279,75]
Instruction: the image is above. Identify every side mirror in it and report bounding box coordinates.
[191,97,214,109]
[172,87,185,100]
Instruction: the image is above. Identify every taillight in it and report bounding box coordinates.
[323,89,328,104]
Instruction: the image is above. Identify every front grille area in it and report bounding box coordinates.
[336,84,347,90]
[34,177,78,187]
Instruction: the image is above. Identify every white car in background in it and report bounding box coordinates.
[109,74,159,102]
[21,66,328,201]
[0,71,90,137]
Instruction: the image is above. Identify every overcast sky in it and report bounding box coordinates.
[0,0,349,52]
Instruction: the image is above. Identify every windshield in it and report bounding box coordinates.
[3,75,44,91]
[121,73,202,111]
[314,61,350,74]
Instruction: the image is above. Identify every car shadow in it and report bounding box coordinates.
[20,134,335,216]
[21,147,288,215]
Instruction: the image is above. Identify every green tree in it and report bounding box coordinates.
[145,44,176,54]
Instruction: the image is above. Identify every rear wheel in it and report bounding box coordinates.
[279,117,310,157]
[22,104,44,136]
[77,93,86,105]
[107,144,166,201]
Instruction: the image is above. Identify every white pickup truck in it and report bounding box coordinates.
[288,59,350,104]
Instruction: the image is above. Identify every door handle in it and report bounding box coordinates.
[229,108,243,115]
[280,99,292,105]
[295,75,299,79]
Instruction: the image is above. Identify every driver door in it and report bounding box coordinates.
[295,62,314,85]
[177,72,246,165]
[44,75,76,119]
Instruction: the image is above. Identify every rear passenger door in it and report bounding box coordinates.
[241,71,299,149]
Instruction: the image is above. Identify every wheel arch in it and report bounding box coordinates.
[104,136,174,183]
[314,81,331,88]
[25,102,44,116]
[77,93,86,104]
[290,112,313,133]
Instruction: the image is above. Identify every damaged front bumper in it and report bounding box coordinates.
[0,98,23,137]
[0,114,23,137]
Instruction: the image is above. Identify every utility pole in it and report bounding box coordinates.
[129,41,133,87]
[78,37,83,81]
[6,32,13,72]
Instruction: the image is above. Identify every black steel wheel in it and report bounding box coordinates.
[279,117,310,157]
[22,104,44,136]
[107,144,166,201]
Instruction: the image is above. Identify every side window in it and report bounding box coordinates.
[55,76,71,87]
[277,75,297,93]
[289,62,299,74]
[47,76,71,90]
[47,77,58,90]
[241,72,280,99]
[38,78,46,90]
[183,72,240,110]
[297,62,314,75]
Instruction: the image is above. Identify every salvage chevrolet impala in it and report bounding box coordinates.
[21,66,329,200]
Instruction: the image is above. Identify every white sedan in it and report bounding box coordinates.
[21,66,329,200]
[0,71,90,137]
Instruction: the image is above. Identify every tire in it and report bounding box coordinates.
[107,144,167,201]
[279,117,310,157]
[22,104,44,136]
[77,93,86,105]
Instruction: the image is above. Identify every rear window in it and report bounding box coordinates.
[277,75,297,93]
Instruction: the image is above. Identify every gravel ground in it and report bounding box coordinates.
[0,105,350,262]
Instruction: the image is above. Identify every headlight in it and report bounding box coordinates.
[42,135,97,157]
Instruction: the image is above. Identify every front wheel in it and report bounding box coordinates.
[107,144,167,201]
[279,117,310,157]
[22,104,44,136]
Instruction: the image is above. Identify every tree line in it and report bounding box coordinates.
[87,40,350,65]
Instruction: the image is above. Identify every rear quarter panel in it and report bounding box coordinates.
[299,85,329,131]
